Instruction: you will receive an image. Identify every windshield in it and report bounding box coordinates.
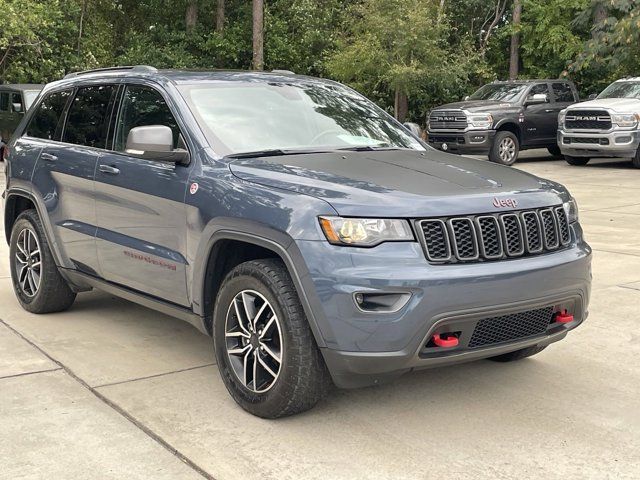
[24,91,40,109]
[468,84,527,102]
[179,81,424,156]
[598,81,640,100]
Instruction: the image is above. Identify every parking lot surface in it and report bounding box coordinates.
[1,151,639,480]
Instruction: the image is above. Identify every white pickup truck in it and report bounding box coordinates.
[558,78,640,168]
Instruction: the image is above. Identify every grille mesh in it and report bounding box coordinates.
[468,307,555,348]
[418,206,570,264]
[565,109,611,130]
[428,109,467,130]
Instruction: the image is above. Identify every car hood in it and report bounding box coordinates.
[228,149,568,217]
[568,98,640,113]
[432,100,517,112]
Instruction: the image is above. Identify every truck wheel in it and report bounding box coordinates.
[9,210,76,313]
[564,155,590,166]
[632,147,640,169]
[547,145,562,157]
[213,258,330,418]
[489,131,519,166]
[488,345,547,362]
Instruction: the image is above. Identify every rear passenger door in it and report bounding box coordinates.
[30,85,117,275]
[94,84,191,306]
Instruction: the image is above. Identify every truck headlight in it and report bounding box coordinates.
[558,111,566,128]
[319,217,414,247]
[612,113,639,128]
[563,198,579,224]
[467,113,493,130]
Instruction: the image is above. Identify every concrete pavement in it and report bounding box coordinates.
[1,152,639,479]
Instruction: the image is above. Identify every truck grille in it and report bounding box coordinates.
[468,306,555,348]
[429,109,467,130]
[418,207,571,264]
[565,109,611,130]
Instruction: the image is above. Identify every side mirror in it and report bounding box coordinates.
[588,93,598,100]
[12,102,23,113]
[464,95,470,101]
[525,93,549,106]
[125,125,189,163]
[403,122,422,137]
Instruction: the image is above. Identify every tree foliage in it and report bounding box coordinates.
[0,0,639,124]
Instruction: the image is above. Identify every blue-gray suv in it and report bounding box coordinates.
[2,66,592,418]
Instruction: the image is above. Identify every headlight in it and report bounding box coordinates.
[558,111,566,128]
[563,198,579,224]
[319,217,414,247]
[467,113,493,130]
[612,113,639,128]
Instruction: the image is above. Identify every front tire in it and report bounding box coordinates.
[632,147,640,169]
[488,345,547,362]
[489,131,519,166]
[565,155,590,166]
[547,145,562,157]
[213,259,330,418]
[9,210,76,313]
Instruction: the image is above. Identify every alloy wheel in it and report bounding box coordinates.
[499,137,516,163]
[225,290,283,393]
[14,228,42,297]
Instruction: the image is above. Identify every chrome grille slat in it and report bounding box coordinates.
[564,109,612,130]
[417,206,571,264]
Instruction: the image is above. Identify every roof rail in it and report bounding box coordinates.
[63,65,157,79]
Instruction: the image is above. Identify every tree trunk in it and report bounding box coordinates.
[186,0,198,32]
[394,88,408,123]
[509,0,522,80]
[252,0,264,70]
[216,0,225,34]
[78,0,87,57]
[592,1,608,38]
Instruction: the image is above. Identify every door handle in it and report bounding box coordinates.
[544,109,558,113]
[99,164,120,175]
[41,153,58,162]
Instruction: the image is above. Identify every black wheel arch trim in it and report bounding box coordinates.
[191,218,328,348]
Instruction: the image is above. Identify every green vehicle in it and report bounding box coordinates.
[0,84,43,159]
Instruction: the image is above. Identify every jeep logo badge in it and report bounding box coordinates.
[493,197,518,208]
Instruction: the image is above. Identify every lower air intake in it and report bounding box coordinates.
[468,307,555,348]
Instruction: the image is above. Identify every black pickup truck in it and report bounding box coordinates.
[427,80,579,165]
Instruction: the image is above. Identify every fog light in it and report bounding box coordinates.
[615,136,632,144]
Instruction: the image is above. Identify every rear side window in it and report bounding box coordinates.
[0,93,8,111]
[25,90,72,140]
[114,85,181,151]
[552,83,575,103]
[63,85,116,148]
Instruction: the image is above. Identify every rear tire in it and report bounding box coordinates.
[488,345,547,362]
[9,210,76,313]
[489,131,519,166]
[564,155,590,166]
[547,145,562,157]
[213,258,330,418]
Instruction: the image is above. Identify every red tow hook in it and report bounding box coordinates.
[432,334,459,348]
[554,310,574,324]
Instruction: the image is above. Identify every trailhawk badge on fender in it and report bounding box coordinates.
[493,197,518,208]
[190,182,199,195]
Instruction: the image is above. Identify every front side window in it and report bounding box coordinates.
[62,85,116,148]
[25,90,72,140]
[527,83,550,100]
[11,93,24,113]
[179,81,423,156]
[552,83,575,103]
[468,84,527,102]
[598,81,640,100]
[114,85,181,151]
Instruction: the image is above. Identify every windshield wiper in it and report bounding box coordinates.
[335,145,400,152]
[225,148,327,159]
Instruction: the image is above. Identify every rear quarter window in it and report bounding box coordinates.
[25,90,72,140]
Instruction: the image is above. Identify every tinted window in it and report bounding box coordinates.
[468,84,527,102]
[527,84,550,99]
[0,93,8,111]
[11,93,24,113]
[25,90,72,140]
[552,83,575,103]
[63,85,116,148]
[114,86,180,151]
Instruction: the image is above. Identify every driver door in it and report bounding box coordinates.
[522,83,556,146]
[94,84,191,305]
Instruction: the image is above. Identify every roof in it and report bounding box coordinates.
[0,83,44,91]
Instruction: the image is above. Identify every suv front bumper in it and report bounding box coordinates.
[427,129,495,155]
[295,224,592,388]
[558,128,640,158]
